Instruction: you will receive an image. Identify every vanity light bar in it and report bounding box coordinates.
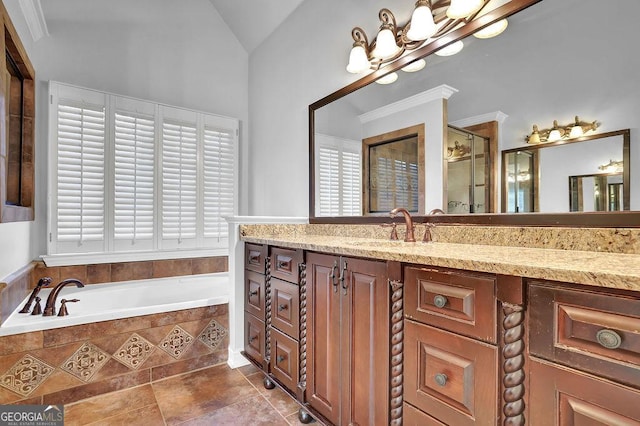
[526,116,599,144]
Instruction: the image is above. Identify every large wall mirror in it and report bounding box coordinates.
[309,0,640,226]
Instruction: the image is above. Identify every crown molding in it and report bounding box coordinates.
[450,111,508,128]
[358,84,458,124]
[19,0,49,42]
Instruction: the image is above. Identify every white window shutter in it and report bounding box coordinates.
[203,126,235,241]
[341,150,361,216]
[318,146,340,216]
[113,111,155,248]
[54,98,106,253]
[161,118,198,248]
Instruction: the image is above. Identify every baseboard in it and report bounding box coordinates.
[227,347,250,369]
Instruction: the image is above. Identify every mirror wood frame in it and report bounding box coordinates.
[308,0,640,227]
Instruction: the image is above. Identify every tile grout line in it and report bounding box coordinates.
[241,372,301,423]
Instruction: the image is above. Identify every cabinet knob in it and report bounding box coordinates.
[434,373,448,387]
[278,304,288,312]
[249,290,258,297]
[433,295,448,308]
[249,335,258,343]
[596,329,622,349]
[277,355,286,363]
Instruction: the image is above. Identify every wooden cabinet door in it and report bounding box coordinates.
[306,252,342,425]
[343,256,389,426]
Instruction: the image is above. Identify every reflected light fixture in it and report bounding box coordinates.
[526,116,599,144]
[447,0,484,19]
[346,0,512,80]
[402,58,426,72]
[435,40,464,56]
[375,72,399,84]
[598,159,623,174]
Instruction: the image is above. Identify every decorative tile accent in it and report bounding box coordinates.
[159,326,194,359]
[61,342,110,382]
[0,354,55,396]
[197,319,227,350]
[113,333,154,370]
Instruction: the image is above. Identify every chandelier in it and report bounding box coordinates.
[347,0,512,76]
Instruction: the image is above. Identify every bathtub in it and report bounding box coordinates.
[0,272,229,337]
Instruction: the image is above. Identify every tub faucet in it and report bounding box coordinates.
[43,278,85,317]
[429,208,445,215]
[19,277,52,313]
[390,207,416,242]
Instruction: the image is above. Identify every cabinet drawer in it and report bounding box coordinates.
[271,277,300,339]
[270,327,299,393]
[245,243,267,273]
[405,319,498,426]
[244,313,266,369]
[530,358,640,425]
[529,282,640,389]
[270,246,303,283]
[245,270,266,319]
[405,266,497,343]
[403,403,446,425]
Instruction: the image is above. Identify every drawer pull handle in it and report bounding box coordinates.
[330,261,339,293]
[433,295,448,308]
[596,329,622,349]
[434,373,448,387]
[278,304,288,312]
[277,355,286,363]
[249,290,258,297]
[249,335,258,343]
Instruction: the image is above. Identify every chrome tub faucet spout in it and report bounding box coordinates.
[43,278,85,317]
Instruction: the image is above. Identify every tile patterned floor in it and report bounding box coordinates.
[63,363,314,425]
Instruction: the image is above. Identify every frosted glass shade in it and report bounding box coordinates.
[372,28,400,60]
[447,0,484,19]
[407,5,437,41]
[402,59,426,73]
[347,45,371,74]
[375,72,398,85]
[473,19,508,39]
[434,40,464,56]
[548,129,562,142]
[569,124,584,138]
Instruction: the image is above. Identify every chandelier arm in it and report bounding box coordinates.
[379,8,398,30]
[351,27,369,48]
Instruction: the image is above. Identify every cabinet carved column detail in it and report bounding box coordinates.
[389,279,404,426]
[502,303,525,426]
[298,263,307,393]
[265,256,272,364]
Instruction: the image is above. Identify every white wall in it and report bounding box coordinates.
[1,0,249,280]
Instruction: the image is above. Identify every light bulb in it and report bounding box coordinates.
[346,45,371,74]
[375,72,398,85]
[372,28,400,60]
[434,40,464,56]
[447,0,484,19]
[473,19,508,39]
[407,4,437,41]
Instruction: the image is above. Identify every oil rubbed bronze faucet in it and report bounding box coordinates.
[43,279,85,317]
[390,207,416,242]
[19,277,52,313]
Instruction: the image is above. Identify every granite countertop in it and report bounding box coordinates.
[240,232,640,292]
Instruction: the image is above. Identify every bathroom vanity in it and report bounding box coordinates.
[240,224,640,425]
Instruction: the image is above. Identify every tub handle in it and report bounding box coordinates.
[58,299,80,317]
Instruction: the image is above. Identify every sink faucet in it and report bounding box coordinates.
[390,207,416,242]
[43,279,85,316]
[19,277,52,313]
[428,208,445,215]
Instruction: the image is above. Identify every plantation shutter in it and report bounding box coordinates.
[54,89,107,254]
[203,125,235,241]
[161,112,198,249]
[112,98,156,250]
[341,150,361,216]
[318,146,340,216]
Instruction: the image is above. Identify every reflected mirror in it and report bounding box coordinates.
[309,0,640,226]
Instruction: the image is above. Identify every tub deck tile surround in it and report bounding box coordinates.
[0,305,229,405]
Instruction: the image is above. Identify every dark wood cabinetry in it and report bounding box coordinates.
[306,252,390,426]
